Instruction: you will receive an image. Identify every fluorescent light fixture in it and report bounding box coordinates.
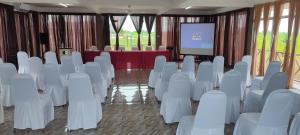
[185,6,192,10]
[58,3,69,8]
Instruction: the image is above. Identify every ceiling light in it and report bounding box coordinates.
[58,3,69,8]
[185,6,192,10]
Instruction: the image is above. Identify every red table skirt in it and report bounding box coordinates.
[83,51,171,70]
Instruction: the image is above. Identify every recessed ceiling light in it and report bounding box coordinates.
[58,3,70,8]
[185,6,192,10]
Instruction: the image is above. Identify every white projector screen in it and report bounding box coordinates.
[180,23,215,55]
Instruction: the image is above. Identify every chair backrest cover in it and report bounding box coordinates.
[234,61,248,83]
[0,58,3,63]
[44,64,63,87]
[193,91,227,131]
[242,55,252,74]
[72,51,84,67]
[68,73,94,103]
[196,61,213,82]
[119,47,125,51]
[17,51,30,73]
[101,52,112,65]
[255,89,293,133]
[104,45,111,51]
[60,55,75,74]
[12,74,39,104]
[221,70,242,98]
[167,72,191,98]
[145,46,152,51]
[159,46,166,51]
[261,72,288,107]
[153,56,166,72]
[85,62,103,84]
[132,47,139,51]
[263,61,281,82]
[182,56,195,73]
[94,56,109,78]
[161,62,177,82]
[0,63,17,85]
[213,56,224,73]
[29,57,43,75]
[45,51,58,65]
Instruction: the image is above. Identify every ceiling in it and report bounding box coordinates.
[0,0,277,15]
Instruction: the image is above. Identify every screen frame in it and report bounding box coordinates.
[179,22,216,56]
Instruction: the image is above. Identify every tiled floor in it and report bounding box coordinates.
[0,69,234,135]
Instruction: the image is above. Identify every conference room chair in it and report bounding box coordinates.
[94,56,111,86]
[66,73,102,131]
[88,45,98,51]
[192,61,213,101]
[289,113,300,135]
[181,56,196,83]
[243,72,288,113]
[234,89,293,135]
[44,64,67,106]
[45,51,59,65]
[85,62,107,103]
[12,74,54,130]
[60,55,75,80]
[251,61,281,90]
[0,63,17,107]
[212,56,224,88]
[0,58,3,63]
[72,51,85,73]
[17,51,30,74]
[221,70,242,124]
[155,62,177,101]
[101,52,115,79]
[118,46,125,51]
[176,91,227,135]
[159,45,166,51]
[148,55,166,88]
[160,72,192,124]
[0,100,3,124]
[242,55,252,87]
[132,47,139,51]
[145,46,152,51]
[233,61,248,100]
[104,45,112,51]
[29,57,45,90]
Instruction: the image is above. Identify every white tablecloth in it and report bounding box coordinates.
[290,89,300,116]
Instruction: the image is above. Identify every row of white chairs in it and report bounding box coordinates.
[103,45,167,51]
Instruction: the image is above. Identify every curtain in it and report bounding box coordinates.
[47,14,62,56]
[130,15,143,50]
[251,5,263,75]
[214,15,226,56]
[145,15,156,46]
[28,12,40,57]
[110,15,126,50]
[155,15,162,50]
[96,14,110,50]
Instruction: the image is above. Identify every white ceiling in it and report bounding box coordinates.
[0,0,277,15]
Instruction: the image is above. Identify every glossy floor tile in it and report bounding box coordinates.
[0,69,234,135]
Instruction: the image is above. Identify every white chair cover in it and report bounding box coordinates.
[119,47,125,51]
[159,46,166,51]
[29,57,46,90]
[12,74,54,130]
[242,55,252,86]
[67,73,102,130]
[72,51,85,73]
[0,58,3,63]
[212,56,224,87]
[132,47,139,51]
[251,61,281,90]
[243,72,288,113]
[289,113,300,135]
[0,63,17,107]
[104,45,112,51]
[234,61,248,100]
[234,89,294,135]
[192,61,213,101]
[45,51,59,65]
[181,56,195,83]
[176,91,227,135]
[148,56,166,88]
[94,56,111,86]
[0,97,3,124]
[85,62,108,103]
[101,52,115,78]
[155,62,177,101]
[145,46,152,51]
[160,72,192,123]
[88,46,98,51]
[221,70,242,124]
[60,55,75,80]
[44,64,67,106]
[17,51,30,74]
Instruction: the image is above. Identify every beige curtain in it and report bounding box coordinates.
[214,15,226,56]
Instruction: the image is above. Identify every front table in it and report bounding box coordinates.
[83,51,171,70]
